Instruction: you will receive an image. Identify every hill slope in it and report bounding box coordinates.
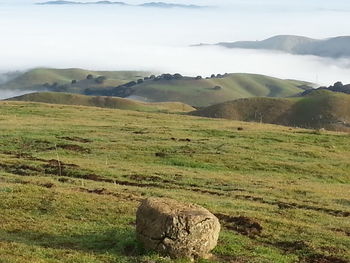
[0,68,152,93]
[0,101,349,262]
[88,73,312,107]
[191,90,350,131]
[207,35,350,58]
[6,92,195,113]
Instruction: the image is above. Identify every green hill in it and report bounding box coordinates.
[91,73,312,107]
[0,68,153,93]
[191,90,350,131]
[0,69,312,107]
[6,92,195,113]
[0,101,349,262]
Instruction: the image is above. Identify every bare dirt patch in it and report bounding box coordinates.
[61,136,92,143]
[305,254,349,263]
[215,213,263,237]
[55,144,91,153]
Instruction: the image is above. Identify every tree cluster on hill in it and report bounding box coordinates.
[43,82,70,92]
[41,74,108,93]
[207,73,229,79]
[301,81,350,96]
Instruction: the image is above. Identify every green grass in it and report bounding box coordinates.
[6,92,195,113]
[192,90,350,132]
[0,101,349,263]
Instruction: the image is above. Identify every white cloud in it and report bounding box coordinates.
[0,1,350,86]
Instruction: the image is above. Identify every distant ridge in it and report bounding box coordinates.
[37,1,126,5]
[37,1,207,8]
[197,35,350,58]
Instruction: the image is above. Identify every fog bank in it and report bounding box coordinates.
[1,0,350,85]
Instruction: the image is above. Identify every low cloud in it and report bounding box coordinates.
[0,90,36,100]
[1,1,350,86]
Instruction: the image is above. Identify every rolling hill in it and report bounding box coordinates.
[191,90,350,131]
[200,35,350,58]
[0,68,152,93]
[87,73,313,107]
[6,92,195,113]
[0,69,313,107]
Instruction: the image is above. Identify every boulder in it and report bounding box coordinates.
[136,197,220,261]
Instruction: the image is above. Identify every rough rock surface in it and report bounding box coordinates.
[136,197,220,260]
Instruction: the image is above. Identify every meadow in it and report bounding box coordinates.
[0,101,349,263]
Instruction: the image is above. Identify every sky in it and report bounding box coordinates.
[1,0,350,85]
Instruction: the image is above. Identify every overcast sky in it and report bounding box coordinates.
[1,0,350,85]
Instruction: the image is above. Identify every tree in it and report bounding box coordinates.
[161,74,173,80]
[86,74,94,80]
[333,81,343,88]
[173,73,183,80]
[95,76,107,84]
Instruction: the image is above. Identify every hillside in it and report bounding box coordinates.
[0,68,152,93]
[87,73,312,107]
[0,69,312,107]
[6,92,195,113]
[203,35,350,58]
[0,101,349,263]
[191,90,350,131]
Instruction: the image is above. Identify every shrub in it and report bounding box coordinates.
[86,74,94,80]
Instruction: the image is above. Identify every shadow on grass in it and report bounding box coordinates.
[2,227,145,257]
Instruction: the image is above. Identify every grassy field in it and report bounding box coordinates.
[0,101,349,263]
[6,92,195,113]
[192,90,350,132]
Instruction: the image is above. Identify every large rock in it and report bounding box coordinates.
[136,197,220,261]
